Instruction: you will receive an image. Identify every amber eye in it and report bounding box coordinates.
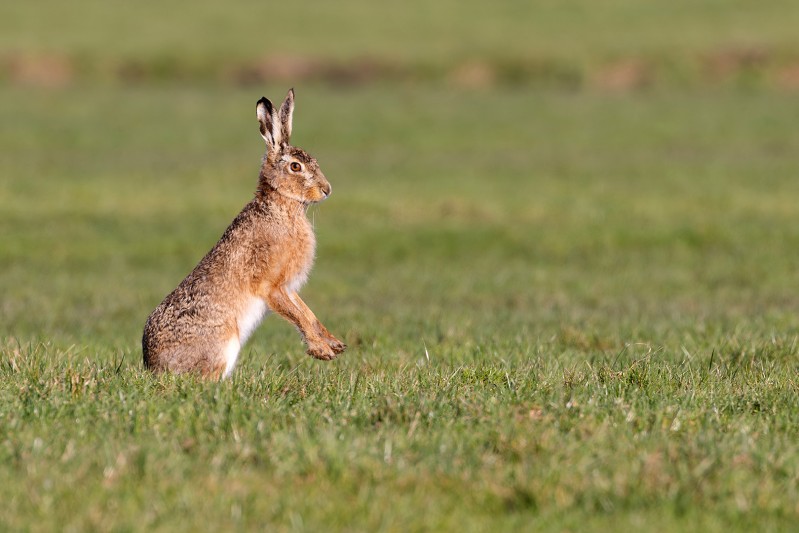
[290,162,302,172]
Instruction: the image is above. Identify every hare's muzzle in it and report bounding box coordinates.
[321,182,332,198]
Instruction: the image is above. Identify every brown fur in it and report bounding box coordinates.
[142,89,346,378]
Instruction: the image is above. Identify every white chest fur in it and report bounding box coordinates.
[223,297,268,378]
[238,297,269,344]
[223,337,241,378]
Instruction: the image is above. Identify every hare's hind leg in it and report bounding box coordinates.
[152,338,234,379]
[187,337,240,379]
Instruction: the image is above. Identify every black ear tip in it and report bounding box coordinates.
[256,97,273,113]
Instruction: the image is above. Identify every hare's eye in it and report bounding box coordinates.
[290,162,302,172]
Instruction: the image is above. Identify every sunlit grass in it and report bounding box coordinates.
[1,83,799,530]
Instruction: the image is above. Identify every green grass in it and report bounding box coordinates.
[3,1,799,530]
[3,0,799,62]
[2,84,799,531]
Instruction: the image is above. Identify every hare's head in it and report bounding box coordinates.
[256,89,331,204]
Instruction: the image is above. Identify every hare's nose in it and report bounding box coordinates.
[321,183,332,197]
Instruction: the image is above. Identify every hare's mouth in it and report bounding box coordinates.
[310,184,331,203]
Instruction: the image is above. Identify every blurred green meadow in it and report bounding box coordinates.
[2,1,799,531]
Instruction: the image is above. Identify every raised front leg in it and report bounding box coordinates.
[265,287,346,360]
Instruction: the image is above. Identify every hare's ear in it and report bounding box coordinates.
[278,88,295,145]
[256,97,280,151]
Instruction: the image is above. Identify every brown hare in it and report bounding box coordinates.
[142,89,346,379]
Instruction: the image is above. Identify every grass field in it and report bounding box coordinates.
[2,1,799,531]
[5,0,799,61]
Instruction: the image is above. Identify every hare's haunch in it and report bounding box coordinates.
[142,89,346,379]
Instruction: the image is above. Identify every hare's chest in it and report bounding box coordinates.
[237,297,268,344]
[285,232,316,293]
[259,222,315,294]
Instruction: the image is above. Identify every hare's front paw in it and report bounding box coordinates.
[325,336,347,355]
[307,341,337,361]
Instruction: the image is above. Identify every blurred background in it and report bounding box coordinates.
[2,0,799,359]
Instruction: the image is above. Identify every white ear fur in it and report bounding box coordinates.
[278,88,295,144]
[256,97,280,150]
